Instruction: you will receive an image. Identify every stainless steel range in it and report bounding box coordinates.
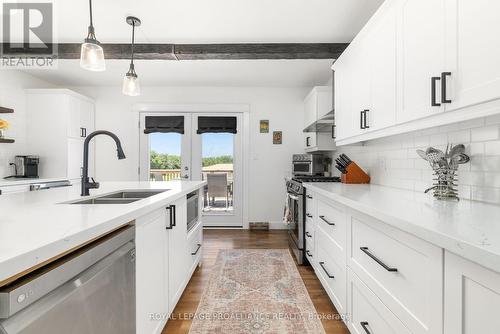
[286,175,340,264]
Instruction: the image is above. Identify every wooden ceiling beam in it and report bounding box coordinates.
[2,43,347,60]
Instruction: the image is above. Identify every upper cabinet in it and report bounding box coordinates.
[303,87,335,152]
[26,89,95,180]
[333,0,500,145]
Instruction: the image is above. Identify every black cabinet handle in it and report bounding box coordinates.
[360,322,371,334]
[441,72,452,103]
[165,206,173,229]
[431,76,441,107]
[306,213,313,218]
[191,243,202,255]
[306,136,311,147]
[360,247,398,272]
[363,109,370,129]
[80,127,84,137]
[332,124,336,139]
[319,215,335,226]
[360,111,365,129]
[306,250,313,257]
[319,261,334,279]
[306,194,313,199]
[171,205,176,226]
[305,232,312,238]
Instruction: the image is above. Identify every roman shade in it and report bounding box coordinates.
[144,116,184,134]
[197,116,237,134]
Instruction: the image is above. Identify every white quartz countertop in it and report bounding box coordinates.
[304,182,500,273]
[0,180,206,283]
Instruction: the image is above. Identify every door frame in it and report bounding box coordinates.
[136,104,250,229]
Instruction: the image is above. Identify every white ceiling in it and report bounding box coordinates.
[25,0,384,87]
[54,0,384,43]
[25,59,335,87]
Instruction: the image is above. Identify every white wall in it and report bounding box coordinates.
[0,71,55,178]
[74,86,308,225]
[335,116,500,204]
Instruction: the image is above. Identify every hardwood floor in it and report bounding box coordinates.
[162,229,350,334]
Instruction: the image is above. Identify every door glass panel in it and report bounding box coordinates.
[149,132,182,181]
[201,133,234,213]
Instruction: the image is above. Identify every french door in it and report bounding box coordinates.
[139,112,243,228]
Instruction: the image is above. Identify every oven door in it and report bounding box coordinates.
[292,162,312,175]
[287,192,304,250]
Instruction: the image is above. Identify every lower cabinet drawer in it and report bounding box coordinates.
[347,268,411,334]
[317,197,346,256]
[316,234,347,315]
[350,212,442,334]
[187,222,203,268]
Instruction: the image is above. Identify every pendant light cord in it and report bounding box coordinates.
[88,0,93,27]
[131,22,135,65]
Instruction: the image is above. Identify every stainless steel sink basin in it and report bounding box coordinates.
[99,190,167,199]
[71,198,140,205]
[67,189,169,204]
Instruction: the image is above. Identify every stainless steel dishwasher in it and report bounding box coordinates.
[0,226,135,334]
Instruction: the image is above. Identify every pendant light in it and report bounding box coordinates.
[122,16,141,96]
[80,0,105,71]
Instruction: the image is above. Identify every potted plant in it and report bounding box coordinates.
[0,119,9,138]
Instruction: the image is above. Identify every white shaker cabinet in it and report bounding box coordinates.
[136,209,169,334]
[396,0,447,123]
[303,87,335,152]
[26,89,95,181]
[444,251,500,334]
[444,0,500,113]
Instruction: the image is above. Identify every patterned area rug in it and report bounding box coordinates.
[189,249,326,334]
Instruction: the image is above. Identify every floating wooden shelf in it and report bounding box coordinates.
[0,138,15,143]
[0,107,13,114]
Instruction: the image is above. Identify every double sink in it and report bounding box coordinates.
[68,190,168,205]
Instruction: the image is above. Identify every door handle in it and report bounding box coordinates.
[360,111,365,129]
[332,124,336,139]
[319,215,335,226]
[360,247,398,272]
[306,136,311,147]
[441,72,452,103]
[319,261,335,279]
[431,76,441,107]
[360,322,371,334]
[171,205,176,227]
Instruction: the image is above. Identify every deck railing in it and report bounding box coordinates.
[150,169,234,181]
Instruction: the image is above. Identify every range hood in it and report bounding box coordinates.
[303,70,335,133]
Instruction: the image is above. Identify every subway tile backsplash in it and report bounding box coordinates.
[335,117,500,204]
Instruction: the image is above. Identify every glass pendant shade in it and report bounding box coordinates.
[122,72,141,96]
[80,41,105,71]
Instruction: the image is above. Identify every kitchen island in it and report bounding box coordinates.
[0,180,206,334]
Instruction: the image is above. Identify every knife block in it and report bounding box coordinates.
[341,162,371,184]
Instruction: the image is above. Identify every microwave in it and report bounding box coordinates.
[292,153,324,176]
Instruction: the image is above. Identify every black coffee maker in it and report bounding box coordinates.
[13,155,39,178]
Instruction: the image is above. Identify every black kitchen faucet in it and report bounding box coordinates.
[81,130,126,196]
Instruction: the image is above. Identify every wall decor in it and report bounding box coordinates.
[273,131,282,144]
[259,120,269,133]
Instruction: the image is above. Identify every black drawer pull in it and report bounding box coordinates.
[305,232,312,238]
[306,195,313,199]
[441,72,452,103]
[319,261,334,279]
[306,213,313,218]
[306,250,312,257]
[363,109,370,129]
[360,322,371,334]
[191,243,202,256]
[319,215,335,226]
[360,111,365,129]
[431,76,441,107]
[360,247,398,272]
